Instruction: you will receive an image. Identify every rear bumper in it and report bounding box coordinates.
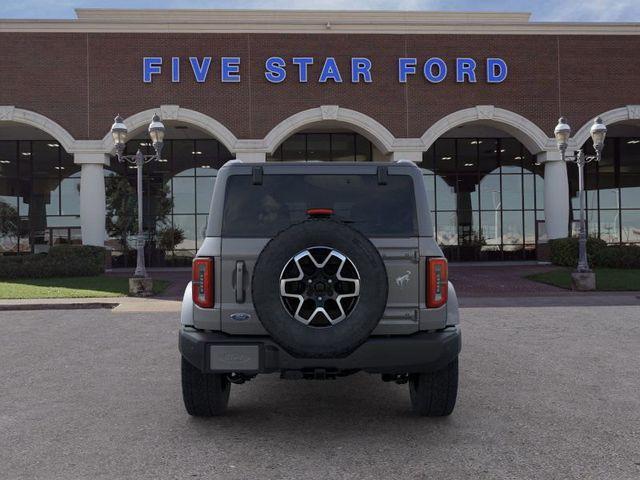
[179,327,461,375]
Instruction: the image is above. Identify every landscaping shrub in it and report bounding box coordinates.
[550,237,640,268]
[0,245,106,279]
[593,245,640,269]
[549,237,607,267]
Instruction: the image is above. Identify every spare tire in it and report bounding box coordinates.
[251,219,388,358]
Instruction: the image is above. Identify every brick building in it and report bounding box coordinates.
[1,9,640,264]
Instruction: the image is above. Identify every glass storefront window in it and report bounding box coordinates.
[196,175,216,214]
[435,175,456,211]
[172,177,195,214]
[172,214,197,251]
[479,175,501,211]
[331,133,356,161]
[0,140,79,253]
[422,136,544,260]
[621,210,640,243]
[524,211,536,245]
[306,134,331,161]
[599,210,620,243]
[270,132,373,162]
[173,140,195,176]
[478,139,499,173]
[435,139,456,175]
[0,141,18,177]
[500,138,523,174]
[502,211,524,248]
[436,211,457,246]
[282,134,306,161]
[60,175,80,215]
[501,175,523,211]
[569,136,640,244]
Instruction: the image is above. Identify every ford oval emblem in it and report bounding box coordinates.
[230,312,251,321]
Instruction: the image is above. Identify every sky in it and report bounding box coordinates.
[1,0,640,22]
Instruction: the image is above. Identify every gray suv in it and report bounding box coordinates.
[179,161,461,417]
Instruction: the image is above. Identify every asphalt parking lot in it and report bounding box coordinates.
[1,306,639,480]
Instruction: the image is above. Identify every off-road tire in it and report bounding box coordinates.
[409,358,458,417]
[181,358,231,417]
[252,219,388,358]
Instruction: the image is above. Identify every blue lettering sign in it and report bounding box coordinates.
[398,58,417,83]
[171,57,180,83]
[265,56,287,83]
[221,57,241,83]
[319,57,343,83]
[351,58,372,83]
[142,55,508,85]
[143,57,162,83]
[456,58,477,83]
[487,58,508,83]
[424,57,447,83]
[189,57,211,83]
[292,57,314,82]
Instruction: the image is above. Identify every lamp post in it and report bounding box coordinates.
[553,116,607,287]
[110,114,165,281]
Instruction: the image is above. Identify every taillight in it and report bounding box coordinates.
[192,258,214,308]
[427,258,448,308]
[306,208,334,217]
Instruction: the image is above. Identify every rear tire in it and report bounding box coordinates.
[409,358,458,417]
[181,358,230,417]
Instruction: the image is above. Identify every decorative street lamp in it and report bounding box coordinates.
[554,116,607,286]
[110,114,165,280]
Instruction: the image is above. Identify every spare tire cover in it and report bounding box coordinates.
[251,219,388,358]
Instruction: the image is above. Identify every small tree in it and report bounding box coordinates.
[105,175,172,252]
[0,201,21,250]
[157,226,185,252]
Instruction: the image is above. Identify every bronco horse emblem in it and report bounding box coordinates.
[395,270,412,287]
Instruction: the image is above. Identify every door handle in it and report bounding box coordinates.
[235,261,245,303]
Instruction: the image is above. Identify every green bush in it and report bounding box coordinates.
[0,245,106,279]
[549,237,607,267]
[593,245,640,269]
[550,237,640,269]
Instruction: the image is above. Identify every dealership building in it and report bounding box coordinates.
[1,9,640,264]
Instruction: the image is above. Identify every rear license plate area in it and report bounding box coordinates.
[209,344,260,372]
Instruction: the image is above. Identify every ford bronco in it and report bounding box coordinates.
[179,160,461,416]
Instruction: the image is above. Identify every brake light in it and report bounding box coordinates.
[307,208,334,217]
[427,258,448,308]
[192,258,214,308]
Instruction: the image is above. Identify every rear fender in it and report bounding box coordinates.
[446,281,459,326]
[181,281,194,327]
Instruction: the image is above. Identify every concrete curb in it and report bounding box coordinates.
[0,302,120,312]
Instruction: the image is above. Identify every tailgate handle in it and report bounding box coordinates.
[235,261,245,303]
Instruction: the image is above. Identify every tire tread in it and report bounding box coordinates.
[181,358,230,417]
[409,358,458,417]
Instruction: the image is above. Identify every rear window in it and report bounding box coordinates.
[222,174,417,237]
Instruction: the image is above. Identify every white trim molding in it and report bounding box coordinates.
[0,106,76,153]
[100,105,239,154]
[2,10,640,35]
[571,105,640,149]
[263,106,397,155]
[421,105,553,154]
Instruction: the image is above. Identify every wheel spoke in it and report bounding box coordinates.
[279,246,360,327]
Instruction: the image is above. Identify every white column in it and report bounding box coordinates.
[538,151,569,239]
[235,151,266,162]
[75,152,109,246]
[391,151,423,163]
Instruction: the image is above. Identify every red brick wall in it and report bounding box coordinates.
[1,32,639,142]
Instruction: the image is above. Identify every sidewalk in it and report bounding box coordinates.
[0,296,182,312]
